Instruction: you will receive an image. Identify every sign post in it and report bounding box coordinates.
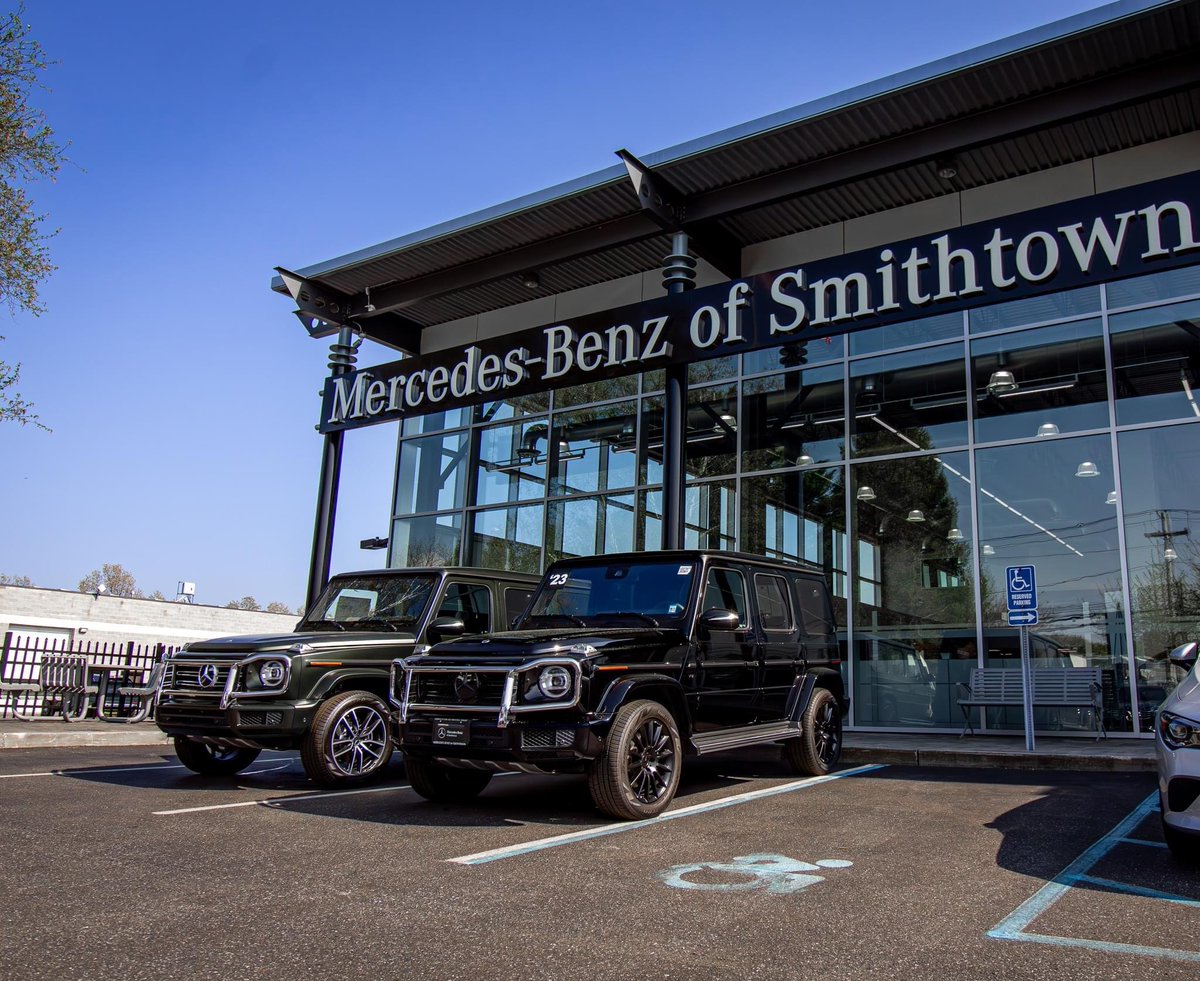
[1006,565,1039,751]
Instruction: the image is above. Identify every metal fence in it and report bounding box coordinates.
[0,633,179,720]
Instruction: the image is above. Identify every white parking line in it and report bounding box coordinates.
[447,764,886,865]
[153,781,414,815]
[0,751,296,781]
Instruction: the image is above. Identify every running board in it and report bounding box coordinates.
[692,721,797,755]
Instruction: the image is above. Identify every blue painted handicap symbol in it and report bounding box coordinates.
[657,853,852,894]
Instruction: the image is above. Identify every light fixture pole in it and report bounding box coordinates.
[306,326,358,610]
[661,231,694,550]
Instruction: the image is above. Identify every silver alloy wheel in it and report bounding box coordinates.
[329,704,389,776]
[625,717,676,804]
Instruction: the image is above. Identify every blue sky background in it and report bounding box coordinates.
[1,0,1108,608]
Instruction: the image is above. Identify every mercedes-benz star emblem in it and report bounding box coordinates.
[197,664,219,688]
[454,672,480,704]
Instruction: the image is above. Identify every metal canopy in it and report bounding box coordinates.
[272,0,1200,353]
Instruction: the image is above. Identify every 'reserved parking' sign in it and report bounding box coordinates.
[1006,566,1038,626]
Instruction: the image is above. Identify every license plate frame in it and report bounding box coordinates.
[432,719,471,746]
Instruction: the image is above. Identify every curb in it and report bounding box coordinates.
[842,746,1154,773]
[0,730,171,750]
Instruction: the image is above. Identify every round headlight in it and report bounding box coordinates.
[259,660,287,687]
[538,665,573,699]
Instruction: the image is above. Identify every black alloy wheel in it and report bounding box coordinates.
[404,757,493,803]
[588,699,682,820]
[783,687,843,776]
[173,736,261,776]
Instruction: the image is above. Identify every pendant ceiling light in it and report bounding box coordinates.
[1037,422,1060,438]
[986,370,1018,395]
[907,509,926,523]
[857,485,876,502]
[1075,461,1100,478]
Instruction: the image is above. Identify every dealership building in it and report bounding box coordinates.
[273,0,1200,737]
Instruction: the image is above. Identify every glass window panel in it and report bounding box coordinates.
[685,480,736,550]
[638,489,662,551]
[402,408,468,436]
[643,368,665,393]
[744,334,843,375]
[549,400,637,496]
[972,319,1109,444]
[468,503,544,574]
[553,375,639,408]
[436,583,492,633]
[975,434,1130,732]
[1110,299,1200,426]
[755,574,794,631]
[741,366,844,471]
[394,432,468,515]
[850,343,968,457]
[689,356,738,385]
[850,452,976,728]
[546,494,636,564]
[686,383,738,478]
[473,392,550,424]
[1118,424,1200,728]
[1107,265,1200,309]
[640,396,663,488]
[739,468,845,568]
[849,311,963,357]
[969,286,1100,334]
[390,513,462,568]
[473,419,548,507]
[702,568,748,626]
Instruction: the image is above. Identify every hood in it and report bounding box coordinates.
[1163,664,1200,717]
[178,630,418,656]
[417,626,686,666]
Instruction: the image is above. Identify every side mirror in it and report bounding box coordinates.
[1169,642,1198,669]
[426,616,466,642]
[698,609,740,633]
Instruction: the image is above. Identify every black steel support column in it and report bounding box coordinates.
[306,326,357,610]
[661,232,695,550]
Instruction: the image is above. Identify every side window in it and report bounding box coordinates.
[504,586,534,626]
[437,583,492,633]
[794,577,836,641]
[702,568,748,628]
[754,575,794,632]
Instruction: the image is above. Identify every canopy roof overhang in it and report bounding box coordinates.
[272,0,1200,354]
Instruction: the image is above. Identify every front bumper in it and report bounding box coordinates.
[155,698,319,748]
[1157,740,1200,836]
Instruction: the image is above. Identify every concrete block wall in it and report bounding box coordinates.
[0,584,299,649]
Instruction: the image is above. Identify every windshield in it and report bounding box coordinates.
[526,560,696,626]
[301,574,437,630]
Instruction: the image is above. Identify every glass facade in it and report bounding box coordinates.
[387,263,1200,735]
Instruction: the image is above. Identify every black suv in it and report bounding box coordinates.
[155,567,538,786]
[392,551,846,819]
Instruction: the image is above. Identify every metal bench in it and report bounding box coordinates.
[38,655,99,722]
[956,667,1105,740]
[97,660,166,724]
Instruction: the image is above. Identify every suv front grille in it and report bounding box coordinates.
[165,660,239,696]
[412,671,507,708]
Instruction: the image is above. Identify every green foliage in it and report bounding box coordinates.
[78,563,142,598]
[0,7,66,428]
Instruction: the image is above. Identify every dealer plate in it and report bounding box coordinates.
[432,719,470,746]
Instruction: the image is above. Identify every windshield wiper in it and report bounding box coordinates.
[602,612,660,627]
[353,617,402,632]
[303,620,346,632]
[530,613,587,627]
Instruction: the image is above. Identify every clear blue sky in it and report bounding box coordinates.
[1,0,1109,608]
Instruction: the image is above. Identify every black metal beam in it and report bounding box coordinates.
[356,311,425,354]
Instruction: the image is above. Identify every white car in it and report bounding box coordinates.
[1156,642,1200,864]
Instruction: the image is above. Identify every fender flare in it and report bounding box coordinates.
[786,668,848,723]
[592,674,693,739]
[307,667,392,703]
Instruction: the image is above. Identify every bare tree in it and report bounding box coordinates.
[225,596,261,611]
[265,601,293,615]
[0,572,32,585]
[78,563,142,598]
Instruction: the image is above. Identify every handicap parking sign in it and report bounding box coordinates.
[1006,565,1037,612]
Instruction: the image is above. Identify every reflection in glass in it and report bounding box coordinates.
[549,401,637,496]
[553,375,638,408]
[1118,424,1200,729]
[968,286,1100,334]
[1107,265,1200,310]
[744,335,843,374]
[849,452,976,727]
[468,503,544,573]
[637,483,735,552]
[395,432,468,514]
[972,319,1109,444]
[690,356,738,385]
[850,311,962,357]
[975,434,1129,732]
[402,407,468,436]
[850,343,968,457]
[686,383,738,478]
[391,513,462,568]
[546,494,635,563]
[1110,299,1200,426]
[473,392,550,423]
[474,420,548,507]
[741,366,844,472]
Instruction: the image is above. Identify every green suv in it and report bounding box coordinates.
[155,567,538,786]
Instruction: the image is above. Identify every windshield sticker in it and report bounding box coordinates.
[678,566,692,575]
[548,573,569,587]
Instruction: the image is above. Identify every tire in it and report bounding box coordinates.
[301,690,395,788]
[783,687,843,776]
[174,736,261,776]
[587,699,682,820]
[1162,815,1200,866]
[404,756,493,803]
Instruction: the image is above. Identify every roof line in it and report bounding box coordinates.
[275,0,1175,291]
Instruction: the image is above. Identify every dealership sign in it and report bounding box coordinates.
[320,171,1200,433]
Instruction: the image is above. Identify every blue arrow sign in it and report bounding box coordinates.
[1006,565,1038,612]
[1008,610,1039,626]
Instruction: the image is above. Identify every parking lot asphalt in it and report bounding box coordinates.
[1,744,1194,980]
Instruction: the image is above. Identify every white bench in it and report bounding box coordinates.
[956,667,1105,740]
